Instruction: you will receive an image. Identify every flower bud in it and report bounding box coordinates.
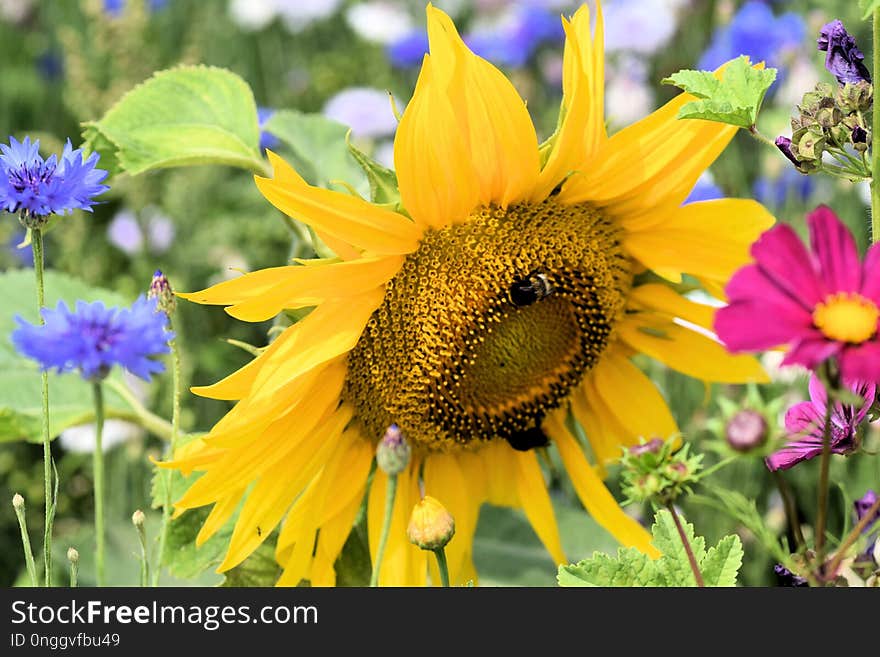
[67,547,79,564]
[12,493,24,510]
[407,496,455,551]
[131,509,145,527]
[628,438,664,457]
[148,270,176,316]
[376,424,411,475]
[725,409,768,452]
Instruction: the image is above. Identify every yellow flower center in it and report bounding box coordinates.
[812,292,879,343]
[344,199,631,452]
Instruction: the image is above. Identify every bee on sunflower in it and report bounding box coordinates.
[165,2,773,586]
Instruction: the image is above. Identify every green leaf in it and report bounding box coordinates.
[651,509,706,586]
[700,534,744,587]
[221,542,282,587]
[333,521,372,587]
[862,1,880,19]
[558,548,663,586]
[0,270,140,443]
[263,109,367,195]
[662,56,778,128]
[346,136,400,206]
[82,66,267,176]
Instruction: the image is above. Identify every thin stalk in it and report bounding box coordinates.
[747,124,778,149]
[433,548,450,587]
[370,474,398,587]
[873,9,880,243]
[154,322,182,586]
[92,382,106,586]
[772,470,805,550]
[31,228,54,586]
[134,513,149,587]
[824,495,880,581]
[68,554,78,588]
[104,379,174,441]
[666,504,704,587]
[813,395,834,578]
[12,496,38,586]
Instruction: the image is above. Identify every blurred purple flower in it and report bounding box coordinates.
[753,167,813,209]
[765,374,876,472]
[855,490,879,530]
[773,564,808,587]
[465,4,563,68]
[107,210,143,255]
[684,174,723,204]
[257,107,279,151]
[817,20,871,85]
[604,0,680,55]
[7,231,33,268]
[387,29,430,68]
[323,87,398,139]
[699,1,804,86]
[146,213,174,254]
[103,0,168,16]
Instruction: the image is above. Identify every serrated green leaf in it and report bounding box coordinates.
[221,542,282,587]
[263,109,367,195]
[651,509,706,586]
[662,56,777,128]
[0,270,140,443]
[558,548,663,587]
[346,137,400,205]
[82,66,267,176]
[700,534,744,587]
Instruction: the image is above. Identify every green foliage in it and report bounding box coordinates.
[82,66,266,176]
[346,138,401,206]
[861,1,880,19]
[263,109,367,194]
[662,56,778,128]
[558,509,743,587]
[0,270,137,443]
[220,543,282,587]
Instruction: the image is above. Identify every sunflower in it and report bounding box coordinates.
[167,2,773,586]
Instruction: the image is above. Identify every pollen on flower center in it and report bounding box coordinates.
[812,292,879,343]
[344,199,632,452]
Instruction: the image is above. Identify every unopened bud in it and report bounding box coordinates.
[407,496,455,551]
[629,438,664,457]
[376,424,411,475]
[725,409,768,452]
[67,547,79,564]
[12,493,24,510]
[131,509,145,527]
[148,270,176,315]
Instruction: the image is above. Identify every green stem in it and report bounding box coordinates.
[747,124,778,150]
[873,8,880,243]
[31,228,54,587]
[154,323,182,586]
[824,495,880,580]
[92,382,106,586]
[667,503,704,587]
[13,497,38,587]
[134,516,149,587]
[104,379,175,441]
[772,470,805,551]
[813,391,834,579]
[433,548,450,587]
[69,554,78,588]
[370,473,398,587]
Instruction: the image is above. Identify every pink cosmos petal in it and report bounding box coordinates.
[807,373,828,413]
[807,205,861,293]
[860,242,880,305]
[781,335,842,370]
[839,341,880,384]
[765,441,825,471]
[784,400,824,439]
[751,223,825,307]
[714,301,803,351]
[725,264,814,315]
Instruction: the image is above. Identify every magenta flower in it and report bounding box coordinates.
[715,206,880,382]
[765,374,875,471]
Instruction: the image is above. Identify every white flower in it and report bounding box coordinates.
[276,0,342,33]
[59,420,142,454]
[346,1,413,44]
[228,0,277,31]
[323,87,400,139]
[604,0,681,54]
[605,58,653,127]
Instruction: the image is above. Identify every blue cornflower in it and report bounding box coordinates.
[0,136,109,222]
[12,296,172,382]
[257,107,280,151]
[387,30,429,69]
[684,175,724,204]
[103,0,168,16]
[698,1,804,77]
[466,5,564,68]
[752,168,813,209]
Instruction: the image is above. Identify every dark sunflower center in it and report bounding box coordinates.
[344,199,632,452]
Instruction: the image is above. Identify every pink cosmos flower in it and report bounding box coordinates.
[766,374,875,471]
[715,205,880,382]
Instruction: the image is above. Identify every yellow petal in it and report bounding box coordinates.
[196,488,244,547]
[623,199,776,282]
[177,266,306,306]
[424,4,540,207]
[512,450,566,564]
[618,315,769,383]
[589,350,678,440]
[532,3,606,201]
[225,255,404,322]
[368,466,427,586]
[545,411,659,557]
[628,283,717,331]
[395,54,480,229]
[255,172,422,256]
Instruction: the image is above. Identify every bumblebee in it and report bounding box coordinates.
[508,271,554,307]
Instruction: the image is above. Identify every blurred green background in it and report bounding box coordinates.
[0,0,877,587]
